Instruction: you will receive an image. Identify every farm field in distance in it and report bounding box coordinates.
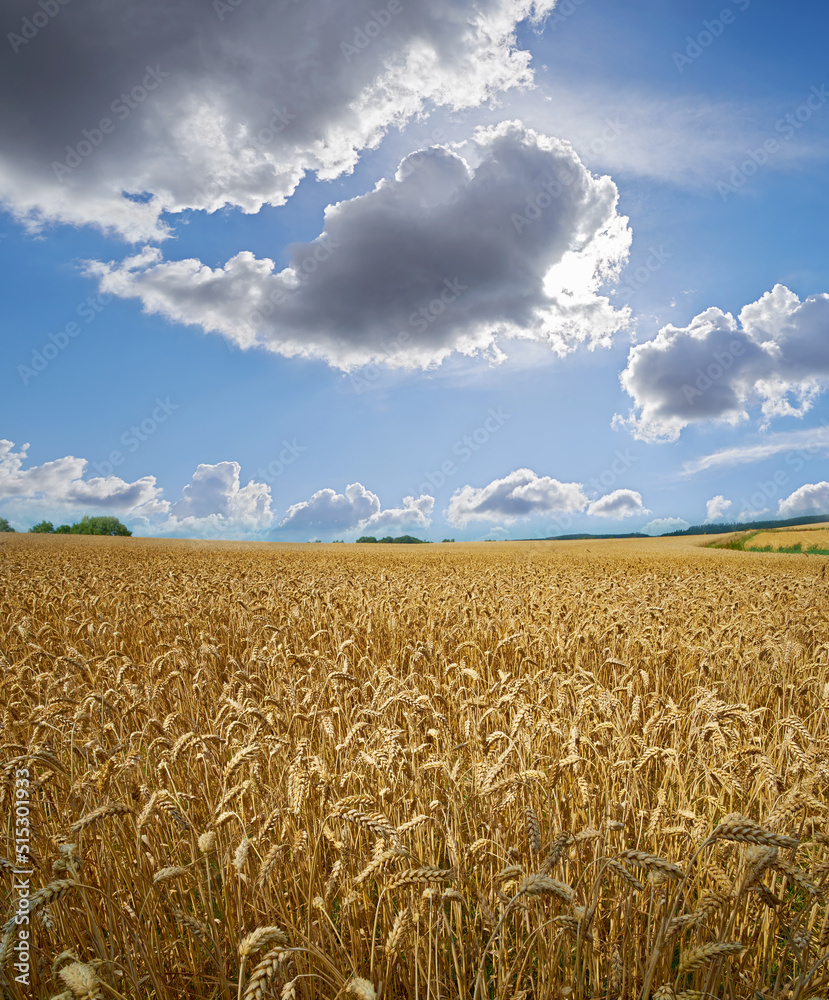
[745,524,829,555]
[2,533,829,1000]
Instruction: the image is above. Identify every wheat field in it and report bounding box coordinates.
[1,533,829,1000]
[748,527,829,553]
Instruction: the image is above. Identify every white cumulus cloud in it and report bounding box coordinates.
[280,483,434,535]
[0,439,161,513]
[616,285,829,441]
[447,468,588,526]
[705,495,733,522]
[359,495,435,534]
[88,121,631,370]
[586,488,649,519]
[778,482,829,518]
[165,462,274,529]
[0,441,275,536]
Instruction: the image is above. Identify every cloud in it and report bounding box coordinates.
[642,517,689,535]
[511,83,829,188]
[280,483,380,532]
[0,0,556,241]
[778,482,829,518]
[280,483,433,535]
[0,440,275,536]
[705,495,732,523]
[89,121,632,370]
[447,468,588,527]
[165,462,274,528]
[737,508,770,522]
[616,285,829,441]
[0,439,161,512]
[586,488,649,519]
[680,425,829,477]
[359,494,434,533]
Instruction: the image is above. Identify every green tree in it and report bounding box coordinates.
[55,525,71,534]
[0,517,15,532]
[356,536,378,543]
[29,520,54,533]
[69,516,131,536]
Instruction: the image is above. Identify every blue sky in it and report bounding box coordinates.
[2,0,828,540]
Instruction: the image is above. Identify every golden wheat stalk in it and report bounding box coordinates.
[517,874,575,903]
[707,814,799,850]
[618,850,683,880]
[385,867,454,891]
[243,947,286,1000]
[677,941,744,975]
[69,801,133,834]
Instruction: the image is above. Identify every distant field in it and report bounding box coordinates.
[2,533,829,999]
[748,523,829,553]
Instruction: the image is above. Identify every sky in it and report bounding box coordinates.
[2,0,829,541]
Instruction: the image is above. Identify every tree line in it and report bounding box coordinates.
[0,516,131,535]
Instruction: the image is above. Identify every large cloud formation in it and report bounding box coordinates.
[0,0,555,240]
[89,121,631,369]
[279,483,433,534]
[616,285,829,441]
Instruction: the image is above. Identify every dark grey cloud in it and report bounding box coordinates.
[89,122,631,368]
[1,0,556,239]
[616,285,829,441]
